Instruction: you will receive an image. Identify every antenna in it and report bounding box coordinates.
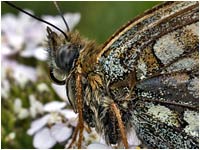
[4,1,69,40]
[53,1,70,32]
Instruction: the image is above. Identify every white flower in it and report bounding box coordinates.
[33,127,56,149]
[29,95,44,118]
[1,79,10,99]
[14,98,29,119]
[1,62,11,99]
[21,46,48,61]
[1,42,18,56]
[87,142,112,149]
[48,112,63,124]
[1,13,24,52]
[18,108,29,119]
[27,114,50,136]
[59,109,78,127]
[2,10,45,53]
[2,9,82,148]
[27,101,77,149]
[14,65,37,87]
[5,132,16,142]
[44,101,66,112]
[27,101,68,136]
[33,124,73,149]
[29,117,73,149]
[51,123,72,142]
[13,63,37,88]
[14,98,22,114]
[2,58,37,88]
[36,83,50,93]
[8,132,16,140]
[51,83,68,102]
[59,109,78,120]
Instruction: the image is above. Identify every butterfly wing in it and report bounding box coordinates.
[97,1,199,148]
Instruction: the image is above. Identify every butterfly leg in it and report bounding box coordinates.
[76,72,84,148]
[110,102,129,149]
[67,72,84,149]
[67,122,80,148]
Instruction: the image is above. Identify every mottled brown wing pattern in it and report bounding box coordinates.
[93,1,199,149]
[135,22,199,108]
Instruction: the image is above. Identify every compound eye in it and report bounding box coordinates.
[55,45,79,73]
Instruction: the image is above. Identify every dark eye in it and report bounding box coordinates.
[55,45,79,73]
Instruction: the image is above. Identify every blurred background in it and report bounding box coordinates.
[2,1,160,43]
[1,1,161,149]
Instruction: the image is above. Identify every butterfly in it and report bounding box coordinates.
[5,1,199,149]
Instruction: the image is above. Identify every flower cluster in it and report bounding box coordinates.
[1,10,85,149]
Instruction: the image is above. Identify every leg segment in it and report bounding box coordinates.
[111,102,129,149]
[67,72,84,149]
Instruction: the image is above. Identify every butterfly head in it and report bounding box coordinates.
[47,27,83,85]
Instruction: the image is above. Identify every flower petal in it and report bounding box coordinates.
[27,114,50,135]
[29,94,44,118]
[33,127,56,149]
[34,47,48,61]
[51,123,72,142]
[14,98,22,114]
[1,44,17,56]
[20,47,35,58]
[42,13,81,32]
[18,108,29,119]
[51,83,68,101]
[1,14,17,32]
[1,79,10,99]
[59,109,78,127]
[36,83,49,93]
[44,101,66,112]
[12,63,37,87]
[59,109,78,120]
[127,127,141,147]
[87,142,112,149]
[63,13,81,30]
[7,33,24,50]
